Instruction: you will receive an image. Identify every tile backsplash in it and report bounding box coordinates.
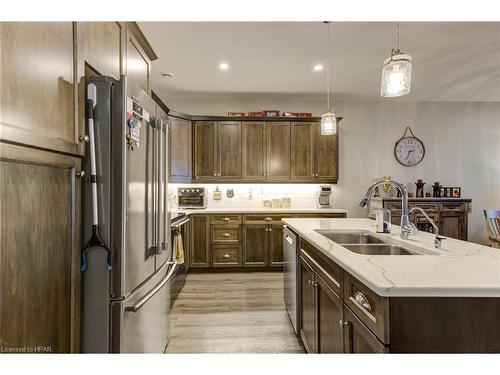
[168,183,337,209]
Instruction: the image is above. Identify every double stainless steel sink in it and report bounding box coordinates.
[314,230,421,255]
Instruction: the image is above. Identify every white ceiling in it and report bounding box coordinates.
[139,22,500,102]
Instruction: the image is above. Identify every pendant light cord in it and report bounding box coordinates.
[326,22,331,111]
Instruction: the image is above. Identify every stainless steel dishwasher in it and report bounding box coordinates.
[283,226,299,334]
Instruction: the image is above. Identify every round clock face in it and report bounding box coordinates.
[394,137,425,167]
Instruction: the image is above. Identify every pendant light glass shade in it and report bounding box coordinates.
[380,49,412,97]
[321,111,337,135]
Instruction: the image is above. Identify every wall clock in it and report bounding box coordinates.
[394,127,425,167]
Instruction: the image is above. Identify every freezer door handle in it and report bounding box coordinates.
[126,262,177,313]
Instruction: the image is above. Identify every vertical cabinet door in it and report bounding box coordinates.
[343,307,388,353]
[0,22,81,156]
[440,210,466,240]
[315,122,339,182]
[299,257,317,353]
[193,121,217,180]
[217,121,241,179]
[126,36,150,93]
[316,276,344,353]
[266,122,290,181]
[291,122,315,181]
[83,22,121,78]
[268,224,285,267]
[189,215,210,268]
[243,224,268,266]
[169,117,192,182]
[0,144,81,353]
[242,122,266,180]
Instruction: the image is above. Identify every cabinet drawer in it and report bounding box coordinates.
[300,239,343,297]
[440,202,466,212]
[413,202,439,213]
[244,214,293,223]
[343,273,390,345]
[212,225,240,243]
[211,214,242,224]
[212,245,240,266]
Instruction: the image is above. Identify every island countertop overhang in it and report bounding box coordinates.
[282,218,500,297]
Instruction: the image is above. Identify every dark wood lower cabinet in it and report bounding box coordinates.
[243,224,268,266]
[189,215,210,268]
[317,276,344,353]
[268,223,284,267]
[299,257,316,353]
[343,307,388,353]
[0,143,81,353]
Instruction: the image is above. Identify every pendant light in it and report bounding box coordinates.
[321,21,337,135]
[381,22,412,98]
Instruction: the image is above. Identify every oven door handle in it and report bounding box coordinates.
[126,262,178,313]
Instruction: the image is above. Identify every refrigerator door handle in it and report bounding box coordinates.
[157,119,164,254]
[126,262,177,313]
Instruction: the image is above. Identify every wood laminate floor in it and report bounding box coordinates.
[166,272,304,353]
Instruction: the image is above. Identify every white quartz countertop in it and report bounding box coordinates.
[171,207,348,220]
[282,218,500,297]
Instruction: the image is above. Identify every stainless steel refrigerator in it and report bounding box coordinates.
[81,76,174,353]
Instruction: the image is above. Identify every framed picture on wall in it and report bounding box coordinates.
[451,187,461,198]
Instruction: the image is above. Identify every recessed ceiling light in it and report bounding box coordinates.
[313,64,324,72]
[161,72,173,78]
[219,62,229,71]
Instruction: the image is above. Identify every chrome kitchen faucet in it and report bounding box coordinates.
[359,178,417,240]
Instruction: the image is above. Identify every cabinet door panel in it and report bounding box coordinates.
[218,121,241,179]
[291,122,315,181]
[243,224,268,266]
[343,307,388,353]
[266,122,290,180]
[242,122,266,180]
[193,121,217,179]
[84,22,121,78]
[268,224,284,267]
[169,117,192,182]
[0,22,80,155]
[316,123,338,182]
[126,36,149,92]
[317,276,344,353]
[440,212,464,240]
[299,257,316,353]
[0,145,81,353]
[190,215,210,267]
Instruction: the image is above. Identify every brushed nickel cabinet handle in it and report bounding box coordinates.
[222,233,231,237]
[264,217,272,221]
[354,291,372,312]
[76,170,86,178]
[311,281,318,288]
[222,217,230,222]
[213,173,217,176]
[79,135,89,143]
[223,254,231,258]
[339,320,350,328]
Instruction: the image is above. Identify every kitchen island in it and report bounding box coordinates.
[282,218,500,353]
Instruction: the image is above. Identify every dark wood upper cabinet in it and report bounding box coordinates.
[169,117,192,182]
[218,121,241,179]
[266,122,290,181]
[194,121,217,180]
[0,22,82,156]
[242,122,266,180]
[291,122,316,181]
[83,22,122,78]
[315,122,339,182]
[126,36,150,93]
